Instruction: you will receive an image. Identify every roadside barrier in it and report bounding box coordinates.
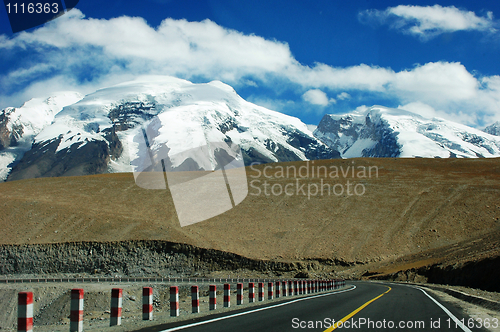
[191,286,199,313]
[249,282,255,303]
[209,285,216,310]
[110,288,122,326]
[18,291,33,332]
[70,289,84,332]
[170,286,179,317]
[258,282,264,301]
[224,284,230,308]
[237,283,243,305]
[143,287,153,320]
[15,279,345,330]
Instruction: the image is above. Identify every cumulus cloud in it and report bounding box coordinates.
[302,89,335,106]
[0,10,499,127]
[359,5,496,40]
[337,92,351,100]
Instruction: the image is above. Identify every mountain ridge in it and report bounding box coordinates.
[3,76,339,181]
[2,77,500,181]
[314,105,500,159]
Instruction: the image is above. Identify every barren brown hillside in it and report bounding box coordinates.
[1,158,499,266]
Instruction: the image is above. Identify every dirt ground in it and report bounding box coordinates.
[1,158,499,264]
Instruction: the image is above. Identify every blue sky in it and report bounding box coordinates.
[1,0,500,128]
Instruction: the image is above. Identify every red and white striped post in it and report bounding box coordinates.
[191,286,199,313]
[289,281,293,296]
[224,284,230,307]
[170,286,179,317]
[18,292,33,332]
[110,288,122,326]
[237,283,243,305]
[209,285,217,310]
[143,287,153,320]
[248,282,255,303]
[258,282,264,301]
[70,288,84,332]
[275,281,280,298]
[268,282,273,300]
[293,281,298,295]
[282,281,287,297]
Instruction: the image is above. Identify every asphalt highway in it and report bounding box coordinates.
[135,281,492,332]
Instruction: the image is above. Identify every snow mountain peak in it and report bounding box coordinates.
[315,105,500,159]
[3,76,338,181]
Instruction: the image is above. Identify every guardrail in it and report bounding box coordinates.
[1,277,324,284]
[14,279,346,331]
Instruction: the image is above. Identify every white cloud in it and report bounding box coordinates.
[359,5,496,40]
[391,62,479,103]
[0,10,499,127]
[302,89,334,106]
[246,96,296,115]
[398,101,481,126]
[398,101,438,119]
[337,92,351,100]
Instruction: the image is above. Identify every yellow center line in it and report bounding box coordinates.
[323,286,392,332]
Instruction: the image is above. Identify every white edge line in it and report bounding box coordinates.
[379,281,472,332]
[159,286,357,332]
[415,287,473,332]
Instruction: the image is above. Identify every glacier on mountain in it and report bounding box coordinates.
[0,92,84,181]
[4,76,338,181]
[314,106,500,158]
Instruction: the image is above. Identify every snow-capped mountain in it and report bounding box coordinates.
[484,121,500,136]
[0,92,84,181]
[5,76,338,181]
[314,106,500,158]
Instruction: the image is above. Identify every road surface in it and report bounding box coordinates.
[134,281,493,332]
